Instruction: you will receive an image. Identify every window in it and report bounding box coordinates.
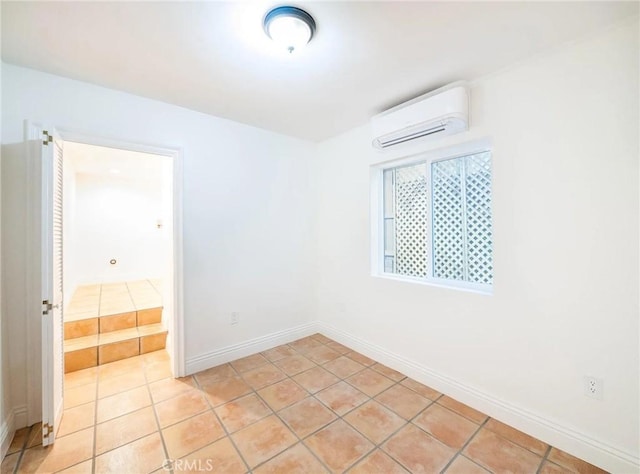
[378,148,493,292]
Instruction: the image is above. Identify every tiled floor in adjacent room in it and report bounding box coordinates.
[2,334,606,473]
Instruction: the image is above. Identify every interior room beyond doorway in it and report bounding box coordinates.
[61,142,175,374]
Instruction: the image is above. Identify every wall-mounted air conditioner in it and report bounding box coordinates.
[371,83,469,150]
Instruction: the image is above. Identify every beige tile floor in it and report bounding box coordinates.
[2,334,607,474]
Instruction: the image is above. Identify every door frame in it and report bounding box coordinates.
[25,123,186,425]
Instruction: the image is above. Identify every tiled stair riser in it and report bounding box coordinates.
[63,280,168,373]
[141,333,167,354]
[99,339,141,365]
[99,312,137,333]
[64,348,97,373]
[64,318,98,340]
[137,308,162,325]
[64,308,163,339]
[64,325,168,373]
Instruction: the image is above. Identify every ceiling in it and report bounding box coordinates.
[2,2,637,142]
[65,141,168,182]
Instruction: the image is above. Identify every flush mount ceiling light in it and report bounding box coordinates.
[263,6,316,54]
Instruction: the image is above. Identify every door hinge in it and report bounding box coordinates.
[42,300,59,315]
[42,422,54,438]
[43,130,52,146]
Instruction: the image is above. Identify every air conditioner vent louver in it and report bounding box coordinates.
[371,83,469,150]
[377,122,447,148]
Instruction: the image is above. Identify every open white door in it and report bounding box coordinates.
[40,127,65,446]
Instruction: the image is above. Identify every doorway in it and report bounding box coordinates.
[29,124,184,447]
[62,141,175,375]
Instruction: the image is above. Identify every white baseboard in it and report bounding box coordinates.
[183,320,638,473]
[185,323,317,375]
[12,406,27,431]
[0,404,25,460]
[1,405,30,460]
[317,322,639,474]
[0,408,15,461]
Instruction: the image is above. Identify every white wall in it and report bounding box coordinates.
[1,61,316,425]
[70,171,167,286]
[0,45,13,458]
[0,140,31,430]
[62,144,174,313]
[313,20,639,472]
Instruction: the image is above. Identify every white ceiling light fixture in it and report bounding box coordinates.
[263,6,316,54]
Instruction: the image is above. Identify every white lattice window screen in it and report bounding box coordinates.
[383,163,428,278]
[464,153,493,284]
[432,158,465,281]
[381,150,492,287]
[432,152,493,284]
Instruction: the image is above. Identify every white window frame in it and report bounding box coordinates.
[370,138,493,295]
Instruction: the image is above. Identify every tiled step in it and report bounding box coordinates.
[64,279,163,339]
[65,280,162,319]
[65,285,100,322]
[63,307,162,339]
[64,324,168,373]
[138,323,170,354]
[63,280,168,373]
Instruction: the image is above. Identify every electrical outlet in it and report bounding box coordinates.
[584,376,603,400]
[231,312,239,325]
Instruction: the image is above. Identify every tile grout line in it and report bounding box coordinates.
[200,340,352,472]
[255,339,476,473]
[91,367,100,474]
[438,416,490,473]
[324,379,442,473]
[58,340,323,471]
[62,341,370,471]
[300,343,435,472]
[10,424,33,474]
[50,337,412,472]
[40,333,598,474]
[191,365,253,474]
[141,356,174,474]
[273,344,360,472]
[276,341,414,470]
[225,355,309,473]
[60,282,166,470]
[17,334,578,474]
[86,407,154,456]
[237,340,402,473]
[459,414,552,471]
[313,395,391,474]
[249,378,335,474]
[536,444,553,474]
[97,282,102,327]
[483,421,552,460]
[58,334,562,474]
[198,363,251,469]
[254,343,373,471]
[388,383,551,472]
[60,356,165,467]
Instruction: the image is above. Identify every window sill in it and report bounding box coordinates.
[372,272,493,296]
